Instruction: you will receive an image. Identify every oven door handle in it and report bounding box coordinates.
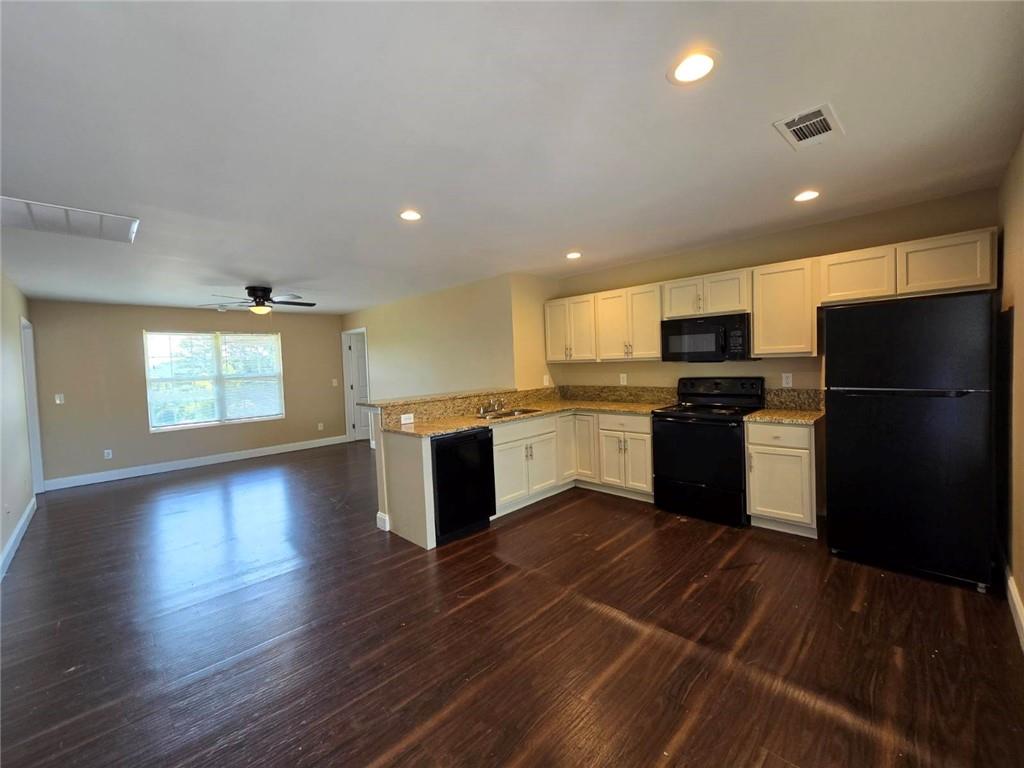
[654,416,741,427]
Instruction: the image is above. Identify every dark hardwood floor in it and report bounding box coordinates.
[2,442,1023,767]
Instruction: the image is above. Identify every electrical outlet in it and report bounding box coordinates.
[331,378,339,387]
[543,374,551,386]
[619,373,628,385]
[54,393,64,405]
[782,373,793,388]
[400,413,414,425]
[317,422,324,431]
[103,449,113,460]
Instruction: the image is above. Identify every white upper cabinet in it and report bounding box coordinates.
[595,284,661,361]
[819,246,896,304]
[895,228,996,296]
[752,258,818,357]
[627,284,662,359]
[595,289,628,361]
[662,269,751,319]
[567,295,597,360]
[703,269,752,315]
[661,277,703,318]
[545,295,597,361]
[544,300,569,362]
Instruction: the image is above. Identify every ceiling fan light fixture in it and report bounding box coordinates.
[249,303,272,315]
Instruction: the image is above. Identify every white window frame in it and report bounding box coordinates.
[143,331,286,433]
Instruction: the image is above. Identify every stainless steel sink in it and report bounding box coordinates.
[476,408,542,420]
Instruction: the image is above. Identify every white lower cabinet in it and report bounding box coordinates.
[574,414,598,481]
[599,429,652,492]
[745,421,823,538]
[556,414,577,481]
[492,424,558,514]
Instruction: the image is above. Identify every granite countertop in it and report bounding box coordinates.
[745,408,825,425]
[385,399,672,438]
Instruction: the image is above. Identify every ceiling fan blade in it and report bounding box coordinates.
[197,301,249,307]
[271,300,316,307]
[271,293,302,301]
[211,293,250,300]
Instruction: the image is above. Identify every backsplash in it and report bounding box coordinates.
[376,387,558,429]
[557,385,676,403]
[765,388,824,410]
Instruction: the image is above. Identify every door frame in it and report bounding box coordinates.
[341,328,372,445]
[20,318,44,494]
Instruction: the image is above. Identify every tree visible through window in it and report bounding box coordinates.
[143,332,284,430]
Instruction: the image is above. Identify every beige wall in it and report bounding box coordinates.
[340,274,517,401]
[1,274,34,552]
[547,188,999,391]
[30,301,346,480]
[558,188,999,297]
[510,274,560,391]
[999,130,1024,596]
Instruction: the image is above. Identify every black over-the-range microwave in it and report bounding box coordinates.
[660,312,752,362]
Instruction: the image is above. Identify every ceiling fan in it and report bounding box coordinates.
[199,286,316,314]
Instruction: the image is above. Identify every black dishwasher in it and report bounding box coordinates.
[431,427,496,545]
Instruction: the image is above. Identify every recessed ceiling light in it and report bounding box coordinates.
[670,52,715,84]
[399,209,422,221]
[566,251,582,260]
[793,190,820,202]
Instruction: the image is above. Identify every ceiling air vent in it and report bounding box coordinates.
[773,103,844,150]
[1,196,139,243]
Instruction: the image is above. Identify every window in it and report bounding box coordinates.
[143,332,284,431]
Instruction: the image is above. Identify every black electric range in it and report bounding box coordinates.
[651,377,765,526]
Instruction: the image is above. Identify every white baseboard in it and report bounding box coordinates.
[43,434,356,491]
[1,495,37,578]
[751,516,818,540]
[376,511,390,531]
[1008,567,1024,654]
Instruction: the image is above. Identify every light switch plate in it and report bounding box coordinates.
[543,374,551,386]
[400,413,414,425]
[317,422,324,431]
[619,373,628,385]
[782,373,793,388]
[331,378,339,387]
[103,449,112,460]
[55,393,64,405]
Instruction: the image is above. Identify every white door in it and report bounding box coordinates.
[350,332,371,440]
[895,228,995,295]
[819,246,896,303]
[567,295,597,361]
[752,258,817,356]
[599,430,625,487]
[556,414,577,481]
[494,439,530,508]
[595,289,629,361]
[527,433,559,494]
[748,445,812,524]
[626,285,662,359]
[703,269,752,315]
[545,300,569,361]
[623,432,652,493]
[575,414,598,481]
[661,277,703,318]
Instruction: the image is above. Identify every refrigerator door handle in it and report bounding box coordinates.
[828,387,986,398]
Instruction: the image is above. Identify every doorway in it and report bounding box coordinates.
[20,318,44,493]
[342,329,371,443]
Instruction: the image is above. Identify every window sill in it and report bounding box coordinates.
[149,414,286,434]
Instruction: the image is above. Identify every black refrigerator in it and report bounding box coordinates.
[823,291,998,590]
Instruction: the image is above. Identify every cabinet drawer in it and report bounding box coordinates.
[491,416,557,445]
[597,413,651,434]
[746,422,810,449]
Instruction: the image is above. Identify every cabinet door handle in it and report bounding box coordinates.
[748,451,754,472]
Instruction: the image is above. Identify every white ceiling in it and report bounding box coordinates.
[2,2,1023,313]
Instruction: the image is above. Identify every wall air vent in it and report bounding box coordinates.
[1,196,139,243]
[773,103,844,150]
